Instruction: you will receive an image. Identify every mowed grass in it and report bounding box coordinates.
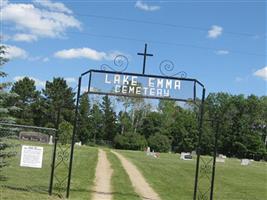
[106,150,141,200]
[118,150,267,200]
[0,140,98,200]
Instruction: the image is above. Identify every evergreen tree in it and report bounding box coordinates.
[77,93,91,144]
[0,45,18,170]
[42,77,75,128]
[90,103,103,142]
[100,95,117,142]
[11,77,39,125]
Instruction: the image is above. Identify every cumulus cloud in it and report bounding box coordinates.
[135,1,160,12]
[1,0,81,41]
[54,48,123,61]
[215,50,229,55]
[253,66,267,81]
[33,0,72,14]
[65,77,76,84]
[13,33,37,42]
[208,25,223,39]
[13,76,46,87]
[4,45,28,59]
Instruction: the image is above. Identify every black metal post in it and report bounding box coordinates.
[66,76,82,198]
[49,107,61,195]
[193,88,206,200]
[210,120,219,200]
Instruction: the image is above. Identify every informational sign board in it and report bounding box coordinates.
[20,145,44,168]
[88,70,197,101]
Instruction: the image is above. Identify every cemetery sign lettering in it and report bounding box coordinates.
[20,145,44,168]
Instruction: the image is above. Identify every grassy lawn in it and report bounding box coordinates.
[106,150,141,200]
[118,150,267,200]
[0,140,98,200]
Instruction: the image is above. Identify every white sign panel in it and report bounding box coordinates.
[20,145,44,168]
[89,71,196,101]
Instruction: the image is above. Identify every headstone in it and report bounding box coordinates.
[48,135,53,145]
[20,145,43,168]
[75,141,82,146]
[241,159,250,166]
[219,154,227,159]
[191,151,196,156]
[180,152,192,160]
[19,131,49,143]
[146,146,151,156]
[216,154,226,163]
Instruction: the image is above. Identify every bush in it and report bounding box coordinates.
[58,121,73,145]
[114,132,147,150]
[148,133,171,152]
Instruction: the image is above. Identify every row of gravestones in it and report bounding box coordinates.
[179,152,253,166]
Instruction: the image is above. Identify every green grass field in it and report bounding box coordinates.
[1,141,266,200]
[0,140,98,200]
[119,150,267,200]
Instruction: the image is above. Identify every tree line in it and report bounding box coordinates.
[1,46,266,161]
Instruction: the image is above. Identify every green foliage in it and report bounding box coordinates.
[42,77,75,128]
[0,45,17,170]
[10,77,40,125]
[58,121,73,145]
[114,132,147,150]
[148,133,171,152]
[100,95,117,141]
[77,93,91,144]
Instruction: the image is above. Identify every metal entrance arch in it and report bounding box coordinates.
[50,45,217,200]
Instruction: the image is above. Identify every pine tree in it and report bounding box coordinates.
[77,93,91,144]
[100,95,117,142]
[0,45,18,170]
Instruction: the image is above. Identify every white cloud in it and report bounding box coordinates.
[54,48,123,61]
[13,76,46,87]
[1,0,81,41]
[253,66,267,81]
[215,50,229,55]
[208,25,223,39]
[4,45,28,59]
[33,0,72,14]
[65,77,76,84]
[13,33,37,42]
[135,1,160,12]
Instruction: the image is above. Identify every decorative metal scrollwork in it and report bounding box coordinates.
[101,55,129,72]
[159,60,187,78]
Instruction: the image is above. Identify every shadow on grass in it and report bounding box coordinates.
[89,189,142,199]
[1,184,49,194]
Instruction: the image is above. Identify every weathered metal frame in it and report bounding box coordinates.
[49,68,217,200]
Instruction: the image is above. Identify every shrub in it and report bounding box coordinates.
[114,132,147,150]
[148,133,171,152]
[58,121,73,145]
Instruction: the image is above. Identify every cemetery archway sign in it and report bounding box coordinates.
[49,44,217,200]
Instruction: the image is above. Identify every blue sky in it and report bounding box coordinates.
[1,0,266,97]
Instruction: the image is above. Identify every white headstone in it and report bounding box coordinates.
[241,159,250,166]
[180,152,192,160]
[75,141,82,146]
[20,145,43,168]
[219,154,227,159]
[146,146,151,156]
[49,135,53,145]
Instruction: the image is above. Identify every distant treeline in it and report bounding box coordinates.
[5,76,267,160]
